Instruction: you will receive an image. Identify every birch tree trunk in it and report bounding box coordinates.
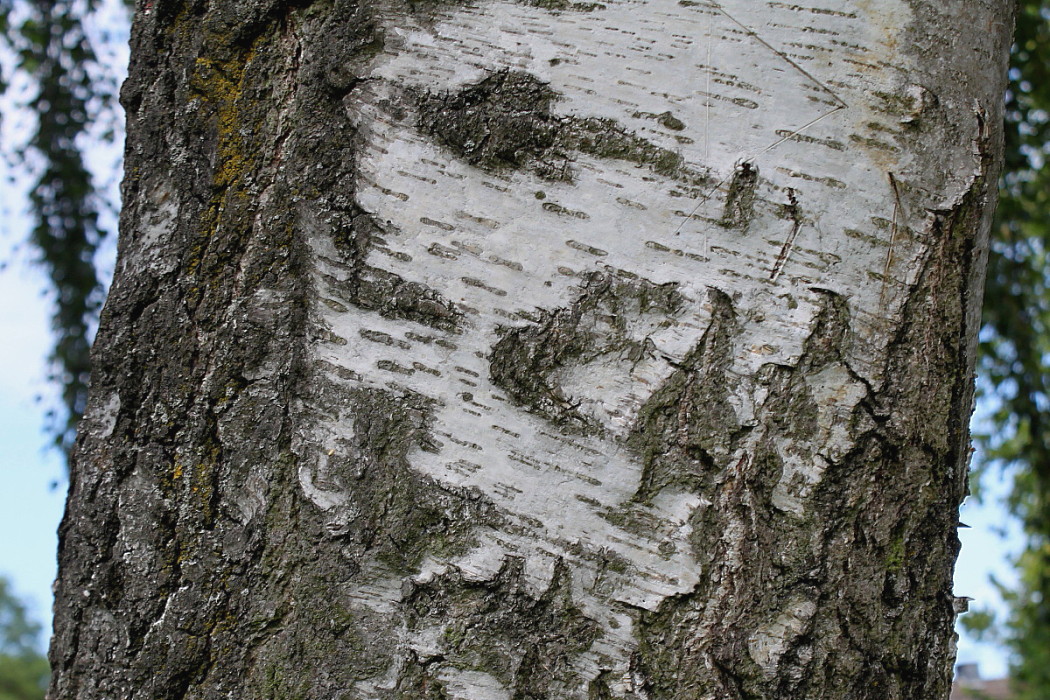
[49,0,1012,697]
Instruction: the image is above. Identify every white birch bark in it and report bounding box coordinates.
[49,0,1013,698]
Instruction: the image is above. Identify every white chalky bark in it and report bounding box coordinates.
[292,0,991,695]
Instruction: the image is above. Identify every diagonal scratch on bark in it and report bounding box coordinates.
[674,0,849,240]
[710,1,847,109]
[880,172,905,308]
[769,188,802,281]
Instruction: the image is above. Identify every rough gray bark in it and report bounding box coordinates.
[50,0,1012,698]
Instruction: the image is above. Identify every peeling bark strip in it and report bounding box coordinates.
[50,0,1011,699]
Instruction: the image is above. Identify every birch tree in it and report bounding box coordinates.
[49,0,1013,697]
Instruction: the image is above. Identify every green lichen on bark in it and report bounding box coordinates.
[177,9,309,314]
[490,271,683,433]
[416,70,703,183]
[403,557,600,696]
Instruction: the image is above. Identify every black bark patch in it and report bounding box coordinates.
[416,70,703,183]
[587,669,616,699]
[629,288,739,501]
[392,652,451,699]
[798,288,851,371]
[250,594,401,697]
[628,293,865,699]
[324,208,464,332]
[633,110,687,132]
[489,271,684,433]
[408,0,604,18]
[569,115,686,179]
[719,162,759,230]
[631,284,974,699]
[307,383,500,571]
[403,557,600,696]
[417,71,564,174]
[523,0,606,11]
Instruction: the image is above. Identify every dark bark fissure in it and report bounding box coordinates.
[404,557,601,698]
[627,258,976,699]
[719,162,759,231]
[317,209,466,333]
[51,1,369,695]
[628,287,740,502]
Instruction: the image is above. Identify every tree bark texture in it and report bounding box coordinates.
[50,0,1012,698]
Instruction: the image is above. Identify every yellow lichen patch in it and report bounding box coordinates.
[191,458,217,524]
[183,33,276,306]
[191,49,257,195]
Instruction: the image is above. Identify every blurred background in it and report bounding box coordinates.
[0,2,1047,698]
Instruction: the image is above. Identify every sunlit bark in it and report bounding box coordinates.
[50,0,1012,697]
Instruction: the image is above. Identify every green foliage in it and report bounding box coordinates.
[959,605,998,640]
[977,1,1050,695]
[0,578,49,700]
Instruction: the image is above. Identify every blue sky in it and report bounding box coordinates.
[0,251,68,635]
[0,0,126,645]
[957,475,1021,677]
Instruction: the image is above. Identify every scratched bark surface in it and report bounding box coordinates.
[50,0,1011,698]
